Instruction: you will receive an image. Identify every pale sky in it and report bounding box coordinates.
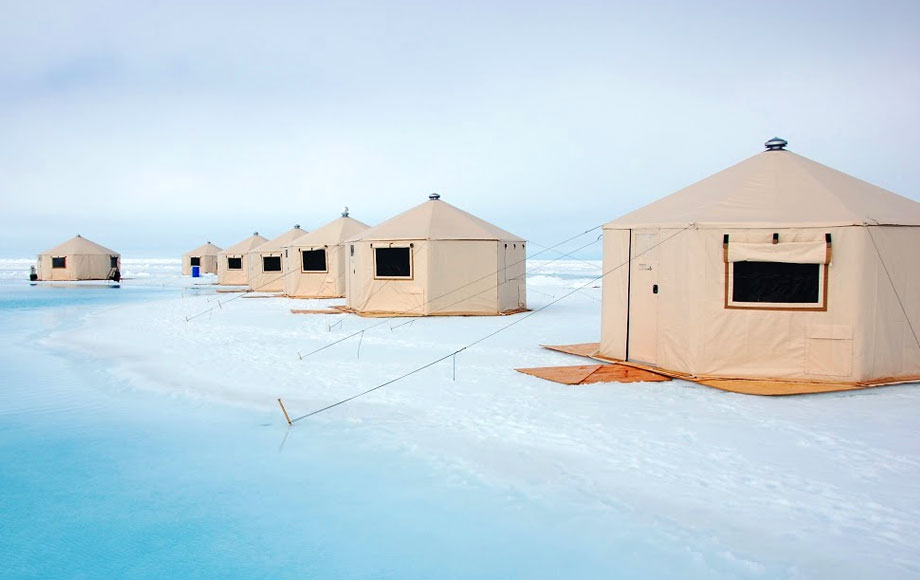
[2,0,918,258]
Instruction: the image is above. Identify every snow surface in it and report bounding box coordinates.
[5,257,920,578]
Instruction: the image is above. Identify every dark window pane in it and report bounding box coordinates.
[52,256,66,268]
[227,257,242,270]
[110,256,118,268]
[301,249,326,272]
[375,247,411,278]
[732,261,820,303]
[262,256,282,272]
[190,257,200,267]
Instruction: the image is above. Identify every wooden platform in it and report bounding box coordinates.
[332,306,530,318]
[242,293,284,299]
[516,364,671,385]
[540,343,919,396]
[541,343,600,357]
[290,309,345,315]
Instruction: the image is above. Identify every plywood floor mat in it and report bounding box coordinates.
[516,364,671,385]
[541,344,917,395]
[332,306,529,318]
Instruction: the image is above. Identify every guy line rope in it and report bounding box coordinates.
[284,224,693,424]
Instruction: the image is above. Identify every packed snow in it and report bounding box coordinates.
[5,258,919,578]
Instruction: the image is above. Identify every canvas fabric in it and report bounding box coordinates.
[600,223,920,383]
[283,217,370,298]
[182,242,222,275]
[345,198,526,315]
[217,233,269,285]
[247,227,309,291]
[36,235,120,281]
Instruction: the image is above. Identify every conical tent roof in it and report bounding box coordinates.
[40,235,118,256]
[351,196,523,242]
[222,233,269,254]
[608,146,920,229]
[251,225,308,253]
[291,215,370,247]
[184,242,222,256]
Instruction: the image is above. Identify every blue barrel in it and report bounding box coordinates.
[192,265,200,277]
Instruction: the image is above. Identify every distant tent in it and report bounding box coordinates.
[247,225,309,292]
[36,235,120,281]
[346,194,527,316]
[599,138,920,388]
[283,212,370,298]
[217,232,269,286]
[182,242,222,275]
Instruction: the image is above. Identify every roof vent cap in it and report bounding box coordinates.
[765,137,788,151]
[429,192,440,200]
[294,224,301,229]
[253,231,258,236]
[342,206,350,217]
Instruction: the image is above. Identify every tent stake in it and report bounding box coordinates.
[278,398,292,426]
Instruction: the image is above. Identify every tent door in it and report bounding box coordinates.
[628,230,659,365]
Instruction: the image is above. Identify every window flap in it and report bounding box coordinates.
[726,241,828,264]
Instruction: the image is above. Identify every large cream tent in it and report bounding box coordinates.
[600,138,920,389]
[346,194,527,316]
[283,212,370,298]
[36,235,121,281]
[247,225,308,292]
[182,242,222,275]
[217,232,269,286]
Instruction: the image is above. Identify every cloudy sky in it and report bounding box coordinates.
[2,0,918,257]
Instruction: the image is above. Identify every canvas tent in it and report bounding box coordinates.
[247,225,308,292]
[182,242,222,275]
[283,212,370,298]
[345,194,527,316]
[36,235,120,281]
[217,232,269,286]
[600,138,920,388]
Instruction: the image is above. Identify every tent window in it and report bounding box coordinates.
[190,257,201,267]
[730,261,822,306]
[301,249,327,272]
[262,256,282,272]
[52,257,66,269]
[375,247,412,279]
[110,256,118,268]
[227,257,242,270]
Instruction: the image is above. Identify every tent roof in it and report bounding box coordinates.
[250,225,309,253]
[288,216,370,247]
[184,242,223,257]
[350,196,523,242]
[221,233,270,254]
[606,146,920,229]
[39,235,119,256]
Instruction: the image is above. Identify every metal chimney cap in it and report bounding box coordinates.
[341,206,350,217]
[429,193,441,200]
[253,231,258,236]
[294,224,301,229]
[765,137,788,151]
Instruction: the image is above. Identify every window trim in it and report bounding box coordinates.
[227,256,243,271]
[722,234,831,311]
[261,255,282,273]
[300,248,328,273]
[189,256,201,267]
[724,261,828,311]
[52,256,66,269]
[373,244,414,280]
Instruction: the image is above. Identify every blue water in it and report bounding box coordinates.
[0,280,778,579]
